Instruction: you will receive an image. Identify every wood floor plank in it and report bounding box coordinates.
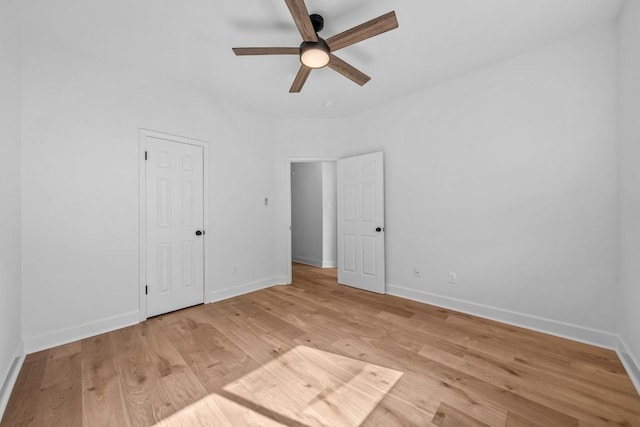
[469,350,640,420]
[33,348,83,427]
[0,357,48,426]
[332,336,509,426]
[152,392,291,426]
[418,338,640,425]
[3,263,639,427]
[432,402,489,426]
[48,341,82,361]
[505,411,543,427]
[363,393,439,426]
[161,308,260,392]
[327,288,415,318]
[137,320,210,413]
[81,333,131,427]
[110,324,176,426]
[213,308,294,366]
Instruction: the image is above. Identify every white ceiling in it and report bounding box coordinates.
[20,0,623,118]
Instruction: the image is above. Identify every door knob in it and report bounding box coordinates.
[376,227,382,232]
[195,230,203,236]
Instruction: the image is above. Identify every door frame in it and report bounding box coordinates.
[285,157,338,284]
[138,129,209,321]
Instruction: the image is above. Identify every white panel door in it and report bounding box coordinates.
[145,137,204,317]
[337,152,385,293]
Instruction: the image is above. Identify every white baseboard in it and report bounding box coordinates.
[616,337,640,395]
[274,276,289,285]
[292,256,323,268]
[322,260,337,268]
[386,284,618,350]
[207,277,280,303]
[23,311,140,354]
[0,341,25,421]
[22,277,285,354]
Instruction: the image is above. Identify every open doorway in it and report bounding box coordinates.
[290,160,338,284]
[286,152,386,292]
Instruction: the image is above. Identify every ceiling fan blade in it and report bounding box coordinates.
[290,65,312,93]
[328,55,371,86]
[233,47,300,56]
[326,11,398,52]
[284,0,318,42]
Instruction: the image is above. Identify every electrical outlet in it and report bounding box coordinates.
[414,266,423,279]
[448,272,457,284]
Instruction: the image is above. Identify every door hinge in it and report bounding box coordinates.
[144,151,148,160]
[145,285,148,295]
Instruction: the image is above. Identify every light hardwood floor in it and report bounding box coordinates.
[2,263,639,426]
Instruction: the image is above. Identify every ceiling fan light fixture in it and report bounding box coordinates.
[232,1,399,93]
[300,40,330,69]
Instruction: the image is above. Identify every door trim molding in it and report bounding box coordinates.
[286,157,337,285]
[138,129,209,321]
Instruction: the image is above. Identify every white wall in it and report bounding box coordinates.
[291,162,323,266]
[618,0,640,385]
[276,25,620,345]
[0,0,23,407]
[322,162,337,268]
[349,25,620,341]
[18,1,278,351]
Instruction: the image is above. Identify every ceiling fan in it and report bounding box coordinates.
[232,0,399,93]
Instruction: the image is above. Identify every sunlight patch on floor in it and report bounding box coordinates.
[154,346,402,426]
[153,393,285,427]
[223,345,403,426]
